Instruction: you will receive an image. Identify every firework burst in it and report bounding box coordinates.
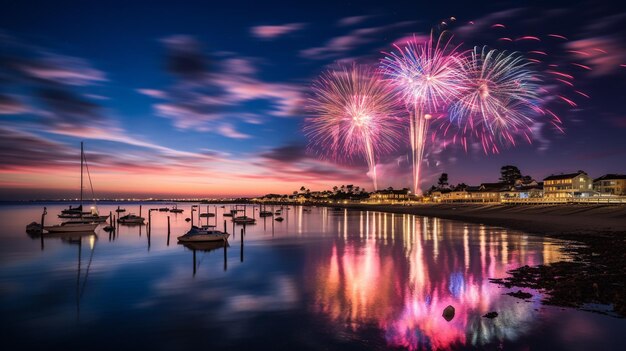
[380,32,465,194]
[304,64,402,190]
[445,46,546,153]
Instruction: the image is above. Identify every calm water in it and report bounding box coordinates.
[0,202,624,350]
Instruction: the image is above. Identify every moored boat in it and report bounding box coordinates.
[233,216,256,224]
[259,211,273,217]
[177,226,229,242]
[44,221,98,233]
[274,216,284,222]
[118,213,145,225]
[170,205,183,213]
[26,221,43,233]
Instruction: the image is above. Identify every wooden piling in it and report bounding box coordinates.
[40,207,47,250]
[167,216,171,246]
[240,228,244,262]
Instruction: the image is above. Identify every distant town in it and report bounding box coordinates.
[255,166,626,205]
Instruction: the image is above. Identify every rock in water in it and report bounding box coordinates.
[483,311,498,319]
[442,305,455,321]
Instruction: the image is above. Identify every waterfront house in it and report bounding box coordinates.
[593,174,626,196]
[543,171,593,198]
[370,188,411,203]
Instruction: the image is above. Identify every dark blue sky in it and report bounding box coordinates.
[0,0,625,199]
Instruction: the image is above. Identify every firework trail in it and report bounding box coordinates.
[446,46,545,154]
[304,64,402,190]
[380,32,465,195]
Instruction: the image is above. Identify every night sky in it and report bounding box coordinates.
[1,0,625,199]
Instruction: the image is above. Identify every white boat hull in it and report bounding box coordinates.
[44,222,98,233]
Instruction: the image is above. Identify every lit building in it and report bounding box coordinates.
[593,174,626,196]
[543,171,593,198]
[370,188,411,203]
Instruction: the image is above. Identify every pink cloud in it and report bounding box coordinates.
[300,21,416,60]
[17,54,107,86]
[566,36,626,76]
[217,123,251,139]
[337,15,372,27]
[250,23,306,39]
[0,95,29,114]
[137,89,167,99]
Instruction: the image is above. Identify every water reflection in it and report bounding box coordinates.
[180,241,228,275]
[2,203,620,351]
[310,212,567,350]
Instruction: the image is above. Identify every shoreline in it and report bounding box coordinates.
[329,203,626,239]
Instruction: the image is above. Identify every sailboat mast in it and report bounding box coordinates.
[80,141,84,209]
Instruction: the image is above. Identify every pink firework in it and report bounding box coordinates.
[304,64,403,190]
[380,32,465,195]
[446,46,547,154]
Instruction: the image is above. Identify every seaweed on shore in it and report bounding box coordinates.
[491,233,626,317]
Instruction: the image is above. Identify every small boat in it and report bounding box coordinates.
[223,210,237,217]
[177,226,229,242]
[58,212,85,219]
[275,216,284,222]
[118,214,145,225]
[170,205,183,213]
[103,225,115,232]
[44,221,98,233]
[259,211,273,217]
[185,217,191,222]
[60,205,89,216]
[199,213,215,218]
[158,207,169,212]
[233,216,256,224]
[26,221,43,233]
[67,214,109,223]
[115,207,126,213]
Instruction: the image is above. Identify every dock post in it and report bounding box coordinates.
[167,216,171,246]
[40,207,47,250]
[223,220,227,234]
[139,205,142,218]
[240,228,244,262]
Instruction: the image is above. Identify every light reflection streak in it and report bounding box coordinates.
[310,211,567,350]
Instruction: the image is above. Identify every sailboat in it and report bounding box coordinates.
[45,142,101,233]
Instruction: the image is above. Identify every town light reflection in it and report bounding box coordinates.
[310,212,566,350]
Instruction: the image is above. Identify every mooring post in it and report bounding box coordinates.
[167,215,171,246]
[40,207,47,250]
[240,228,244,263]
[223,220,227,234]
[139,205,142,218]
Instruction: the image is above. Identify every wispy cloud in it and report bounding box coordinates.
[141,40,305,137]
[136,89,167,99]
[250,23,306,39]
[337,15,372,27]
[217,123,251,139]
[0,94,29,114]
[300,21,416,60]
